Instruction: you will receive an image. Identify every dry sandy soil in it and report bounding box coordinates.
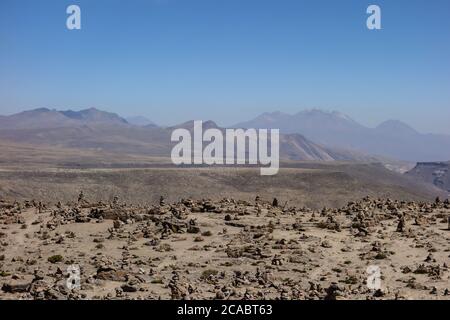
[0,195,449,300]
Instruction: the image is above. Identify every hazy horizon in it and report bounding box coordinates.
[1,0,450,133]
[1,106,446,136]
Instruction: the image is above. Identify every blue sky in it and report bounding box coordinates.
[1,0,449,133]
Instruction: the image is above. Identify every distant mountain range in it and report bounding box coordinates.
[1,107,448,165]
[234,109,450,162]
[0,108,377,163]
[0,108,128,129]
[169,120,377,162]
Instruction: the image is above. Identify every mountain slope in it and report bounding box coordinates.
[0,108,129,129]
[126,116,157,127]
[169,120,375,162]
[234,109,450,162]
[0,109,375,162]
[0,108,76,129]
[235,109,365,136]
[61,108,128,125]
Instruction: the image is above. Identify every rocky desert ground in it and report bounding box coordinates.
[0,193,449,300]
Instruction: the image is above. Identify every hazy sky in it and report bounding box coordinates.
[1,0,449,133]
